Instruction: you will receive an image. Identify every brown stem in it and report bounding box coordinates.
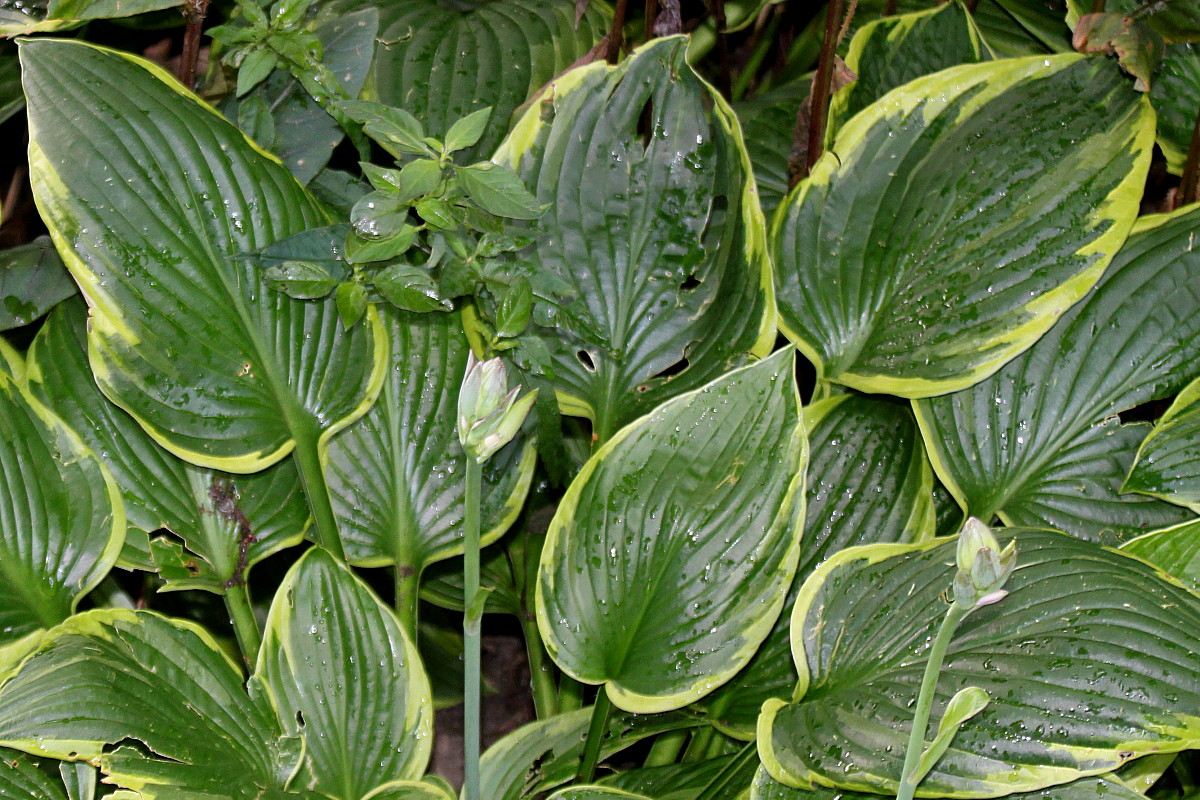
[645,0,659,40]
[1180,108,1200,207]
[836,0,858,47]
[606,0,629,63]
[1091,0,1105,12]
[178,0,211,91]
[965,0,980,11]
[712,0,733,99]
[884,0,897,15]
[797,0,844,182]
[0,164,25,228]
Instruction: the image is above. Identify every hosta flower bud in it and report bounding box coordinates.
[457,353,538,463]
[953,517,1016,611]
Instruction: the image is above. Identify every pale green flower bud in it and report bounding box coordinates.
[953,517,1016,611]
[457,353,538,463]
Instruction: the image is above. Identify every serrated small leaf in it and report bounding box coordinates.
[336,281,368,327]
[443,107,492,153]
[265,261,338,298]
[346,225,417,264]
[396,158,442,203]
[237,48,279,97]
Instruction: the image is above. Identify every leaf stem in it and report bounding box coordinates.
[224,581,262,666]
[896,602,969,800]
[558,675,585,711]
[804,0,844,178]
[291,421,345,561]
[643,730,688,767]
[519,613,558,718]
[576,688,613,783]
[463,456,483,800]
[606,0,630,63]
[178,0,210,91]
[394,563,420,640]
[1181,108,1200,208]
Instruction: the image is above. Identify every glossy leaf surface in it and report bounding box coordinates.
[1124,375,1200,511]
[258,548,432,799]
[0,237,74,332]
[0,610,296,797]
[916,206,1200,542]
[749,767,1147,800]
[329,0,607,162]
[494,36,775,437]
[706,393,933,735]
[537,348,805,713]
[828,2,986,139]
[326,308,534,570]
[775,54,1152,397]
[760,530,1200,796]
[1121,519,1200,594]
[547,789,651,800]
[21,39,385,472]
[1150,43,1200,174]
[0,749,65,800]
[0,347,122,657]
[27,299,307,584]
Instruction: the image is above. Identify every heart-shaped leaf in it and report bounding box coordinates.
[827,2,986,140]
[20,39,386,475]
[1124,375,1200,511]
[759,530,1200,796]
[0,610,298,797]
[915,205,1200,542]
[1151,43,1200,174]
[325,0,608,162]
[775,54,1153,397]
[0,343,122,666]
[325,308,534,607]
[537,348,805,713]
[494,36,775,440]
[27,299,308,583]
[704,393,934,736]
[258,547,432,799]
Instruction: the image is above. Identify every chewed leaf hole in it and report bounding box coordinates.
[680,273,701,291]
[577,350,596,372]
[652,357,690,380]
[638,97,654,148]
[296,710,305,727]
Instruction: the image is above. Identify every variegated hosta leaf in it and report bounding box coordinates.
[258,548,432,799]
[325,0,608,162]
[1121,519,1200,594]
[27,299,307,583]
[759,530,1200,796]
[0,0,180,35]
[360,780,456,800]
[20,38,385,473]
[734,78,807,221]
[916,206,1200,542]
[494,36,775,440]
[0,749,66,800]
[704,393,933,736]
[1150,43,1200,174]
[480,709,699,800]
[326,307,534,571]
[775,54,1153,398]
[1125,376,1200,511]
[0,610,299,798]
[0,344,122,665]
[827,2,986,140]
[547,788,652,800]
[748,766,1149,800]
[537,349,805,713]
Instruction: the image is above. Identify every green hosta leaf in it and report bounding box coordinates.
[759,530,1200,796]
[828,2,987,139]
[0,237,75,331]
[20,39,386,472]
[601,748,760,800]
[1151,43,1200,174]
[27,300,308,584]
[494,36,775,438]
[480,709,699,800]
[326,308,535,571]
[748,767,1148,800]
[916,206,1200,542]
[0,344,122,664]
[775,54,1152,397]
[56,763,93,800]
[326,0,608,162]
[1121,519,1200,593]
[360,780,455,800]
[705,393,934,736]
[1125,376,1200,511]
[537,348,805,713]
[0,47,22,126]
[547,789,651,800]
[1068,0,1200,43]
[258,548,432,799]
[0,749,66,800]
[734,78,807,220]
[44,0,179,20]
[0,610,297,797]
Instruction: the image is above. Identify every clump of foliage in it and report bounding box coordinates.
[5,1,1200,800]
